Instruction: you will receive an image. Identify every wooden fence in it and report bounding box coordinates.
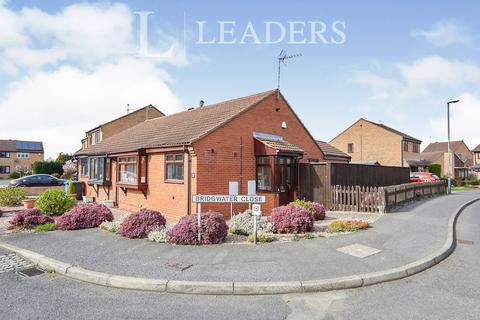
[331,186,386,213]
[299,163,410,209]
[330,181,447,213]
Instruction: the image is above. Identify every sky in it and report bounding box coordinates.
[0,0,479,158]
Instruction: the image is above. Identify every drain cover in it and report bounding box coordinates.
[457,239,474,245]
[0,253,32,273]
[164,262,192,271]
[17,267,44,278]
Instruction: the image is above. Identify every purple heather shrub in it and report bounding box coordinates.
[271,204,314,234]
[56,203,113,231]
[168,211,228,245]
[9,208,54,229]
[119,208,166,239]
[308,202,326,220]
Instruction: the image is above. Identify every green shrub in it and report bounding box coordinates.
[35,189,76,216]
[292,233,300,241]
[469,179,480,186]
[329,220,369,233]
[427,164,441,177]
[8,172,21,179]
[247,231,275,243]
[32,161,63,176]
[304,233,315,239]
[35,223,56,233]
[0,187,27,206]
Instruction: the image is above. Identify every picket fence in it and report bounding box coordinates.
[330,181,447,213]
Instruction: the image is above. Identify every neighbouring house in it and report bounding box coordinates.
[315,141,351,163]
[329,118,421,168]
[472,144,480,172]
[74,90,325,221]
[0,140,44,178]
[407,141,472,179]
[81,105,164,150]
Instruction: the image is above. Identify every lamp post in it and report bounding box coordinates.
[447,99,459,194]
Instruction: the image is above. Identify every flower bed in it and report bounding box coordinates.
[291,199,326,220]
[329,220,369,232]
[229,209,275,235]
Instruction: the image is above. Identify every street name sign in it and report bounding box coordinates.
[192,194,266,203]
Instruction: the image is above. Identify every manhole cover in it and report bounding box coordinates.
[336,243,381,258]
[0,253,32,273]
[17,267,44,278]
[164,262,193,271]
[457,239,474,245]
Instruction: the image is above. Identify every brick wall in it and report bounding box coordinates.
[192,93,324,217]
[330,119,403,166]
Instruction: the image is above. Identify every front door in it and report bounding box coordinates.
[277,156,297,205]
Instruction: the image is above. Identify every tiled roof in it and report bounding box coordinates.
[362,119,421,142]
[76,90,277,156]
[85,105,164,134]
[423,141,473,166]
[473,144,480,152]
[316,140,350,159]
[256,137,304,154]
[0,140,44,152]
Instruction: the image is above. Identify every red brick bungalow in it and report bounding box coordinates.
[75,90,324,221]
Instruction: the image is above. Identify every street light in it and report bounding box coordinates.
[447,99,460,194]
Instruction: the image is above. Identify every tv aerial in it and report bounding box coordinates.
[277,50,302,98]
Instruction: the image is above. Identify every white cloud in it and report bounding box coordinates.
[0,2,135,73]
[0,2,190,158]
[429,93,480,149]
[413,20,471,47]
[0,58,182,158]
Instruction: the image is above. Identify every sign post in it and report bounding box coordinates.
[251,204,262,245]
[192,194,266,243]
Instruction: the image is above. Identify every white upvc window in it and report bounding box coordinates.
[16,152,30,158]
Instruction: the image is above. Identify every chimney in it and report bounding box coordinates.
[199,100,205,108]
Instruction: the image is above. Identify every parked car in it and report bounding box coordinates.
[410,172,440,183]
[9,174,68,187]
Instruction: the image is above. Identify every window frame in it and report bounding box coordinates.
[0,151,10,158]
[16,152,30,159]
[87,156,111,185]
[412,143,419,153]
[256,156,273,192]
[116,154,148,188]
[347,143,354,154]
[0,165,10,174]
[403,141,409,152]
[165,153,184,183]
[80,158,89,177]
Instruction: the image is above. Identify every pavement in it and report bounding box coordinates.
[1,194,479,319]
[0,191,478,294]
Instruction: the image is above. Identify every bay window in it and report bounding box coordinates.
[88,157,111,184]
[80,158,88,177]
[165,153,184,182]
[117,155,147,187]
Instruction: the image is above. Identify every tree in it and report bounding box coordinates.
[427,164,442,177]
[62,160,77,179]
[32,161,64,176]
[56,152,73,164]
